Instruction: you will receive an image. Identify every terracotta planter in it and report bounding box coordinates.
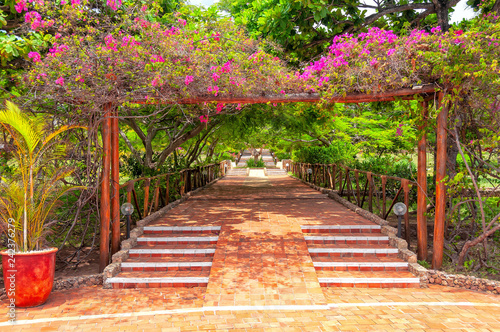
[1,248,57,307]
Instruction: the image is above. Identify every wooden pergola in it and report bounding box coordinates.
[98,84,449,272]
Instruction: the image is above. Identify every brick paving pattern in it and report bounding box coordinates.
[2,176,499,331]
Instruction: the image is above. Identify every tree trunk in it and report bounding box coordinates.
[493,0,500,15]
[432,0,451,32]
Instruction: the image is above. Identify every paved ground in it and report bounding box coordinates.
[2,176,499,331]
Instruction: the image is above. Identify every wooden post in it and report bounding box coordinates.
[433,91,449,269]
[402,179,411,245]
[111,108,120,256]
[165,175,170,205]
[126,182,133,204]
[143,179,150,217]
[332,165,336,190]
[381,176,387,218]
[99,105,111,273]
[367,172,373,212]
[355,170,360,205]
[417,101,428,261]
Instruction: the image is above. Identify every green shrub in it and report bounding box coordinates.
[293,142,358,165]
[246,158,265,168]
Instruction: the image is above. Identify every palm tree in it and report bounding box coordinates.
[0,101,85,252]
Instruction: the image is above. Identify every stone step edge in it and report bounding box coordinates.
[301,225,381,230]
[304,236,389,241]
[308,248,398,253]
[318,277,420,284]
[313,262,408,267]
[121,262,212,267]
[143,226,221,231]
[106,277,209,284]
[137,237,219,242]
[129,249,216,254]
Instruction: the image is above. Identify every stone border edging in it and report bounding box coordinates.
[102,176,225,288]
[288,174,428,287]
[427,270,500,294]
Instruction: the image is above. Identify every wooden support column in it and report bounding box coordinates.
[99,105,112,273]
[417,101,428,261]
[433,91,449,269]
[111,108,120,256]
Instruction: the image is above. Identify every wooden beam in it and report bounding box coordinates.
[433,91,449,269]
[111,107,120,256]
[99,105,112,273]
[131,85,437,105]
[417,101,428,261]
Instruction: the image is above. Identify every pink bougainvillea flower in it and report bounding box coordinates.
[216,103,224,114]
[106,0,122,11]
[25,11,42,30]
[455,30,464,36]
[280,90,285,94]
[185,75,194,86]
[236,103,242,110]
[15,0,27,13]
[212,72,220,82]
[28,52,41,62]
[140,5,147,12]
[178,18,187,26]
[207,86,219,96]
[199,115,209,123]
[387,48,396,56]
[431,26,441,34]
[150,54,165,63]
[370,58,378,66]
[71,0,80,6]
[55,77,65,86]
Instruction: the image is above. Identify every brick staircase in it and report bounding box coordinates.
[266,168,287,176]
[105,226,220,288]
[227,168,248,176]
[302,224,420,288]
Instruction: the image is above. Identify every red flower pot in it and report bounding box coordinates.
[1,248,57,307]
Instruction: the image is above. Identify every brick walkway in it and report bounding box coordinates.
[2,176,499,331]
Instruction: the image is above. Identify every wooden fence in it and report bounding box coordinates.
[292,162,416,243]
[118,162,226,223]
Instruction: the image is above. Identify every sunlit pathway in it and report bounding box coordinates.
[1,175,499,331]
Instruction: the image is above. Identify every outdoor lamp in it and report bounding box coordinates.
[121,202,134,239]
[307,168,313,182]
[286,163,289,171]
[393,202,407,238]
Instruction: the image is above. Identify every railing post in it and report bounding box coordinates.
[355,170,360,205]
[402,179,411,245]
[332,164,336,190]
[165,174,170,205]
[381,176,387,219]
[367,172,373,213]
[126,182,133,204]
[143,178,150,217]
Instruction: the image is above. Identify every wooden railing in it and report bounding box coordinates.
[118,162,226,223]
[292,162,416,243]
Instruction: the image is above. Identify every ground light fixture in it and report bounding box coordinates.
[121,202,134,239]
[393,202,407,238]
[307,168,313,182]
[286,163,289,172]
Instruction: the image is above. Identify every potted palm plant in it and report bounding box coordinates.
[0,101,85,307]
